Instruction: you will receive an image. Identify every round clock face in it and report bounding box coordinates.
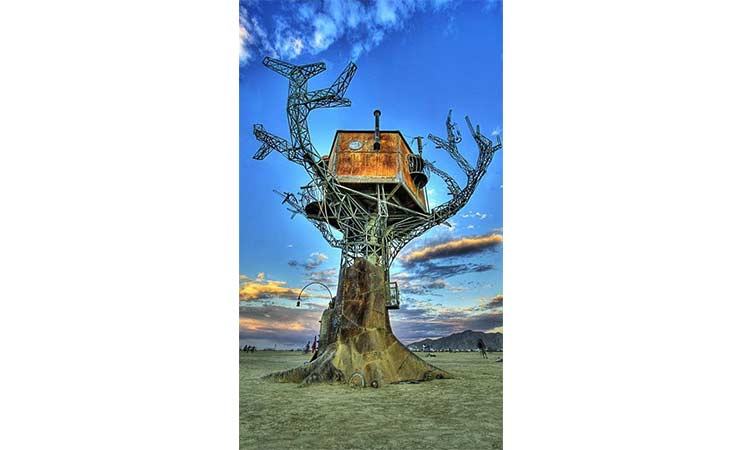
[348,140,363,151]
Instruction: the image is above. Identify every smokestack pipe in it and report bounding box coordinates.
[373,109,381,151]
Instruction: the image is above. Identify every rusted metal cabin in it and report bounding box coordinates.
[325,111,429,216]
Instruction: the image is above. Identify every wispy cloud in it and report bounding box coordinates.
[461,211,489,220]
[239,0,460,69]
[478,293,503,310]
[417,261,495,279]
[286,252,337,287]
[393,271,449,296]
[288,252,329,271]
[239,3,275,66]
[400,232,503,266]
[305,268,338,286]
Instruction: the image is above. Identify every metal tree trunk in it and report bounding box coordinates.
[263,258,449,387]
[252,57,500,388]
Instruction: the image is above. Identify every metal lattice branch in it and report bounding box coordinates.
[253,124,290,161]
[427,110,474,176]
[253,57,357,174]
[425,161,461,197]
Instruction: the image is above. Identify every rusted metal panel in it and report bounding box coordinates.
[335,152,397,178]
[329,130,428,212]
[335,131,399,153]
[333,131,399,178]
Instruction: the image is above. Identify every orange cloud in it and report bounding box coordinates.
[239,317,308,332]
[239,278,302,301]
[401,232,503,264]
[478,293,503,310]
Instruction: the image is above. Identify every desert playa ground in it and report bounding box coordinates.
[240,350,502,450]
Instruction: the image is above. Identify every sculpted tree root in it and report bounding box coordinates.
[262,259,450,388]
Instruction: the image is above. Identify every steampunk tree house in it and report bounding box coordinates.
[253,57,501,387]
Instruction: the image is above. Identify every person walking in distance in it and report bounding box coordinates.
[476,338,488,359]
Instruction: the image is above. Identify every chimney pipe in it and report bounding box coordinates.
[373,109,381,151]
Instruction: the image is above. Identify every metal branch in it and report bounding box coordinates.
[306,61,357,110]
[427,110,474,176]
[253,58,357,175]
[429,114,500,218]
[252,124,291,161]
[424,160,461,197]
[262,57,326,83]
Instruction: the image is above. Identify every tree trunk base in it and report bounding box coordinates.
[262,258,451,387]
[262,339,450,388]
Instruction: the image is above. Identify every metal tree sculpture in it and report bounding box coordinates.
[253,57,501,387]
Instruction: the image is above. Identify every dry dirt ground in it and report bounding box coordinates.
[240,350,502,450]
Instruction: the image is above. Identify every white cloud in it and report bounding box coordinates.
[239,6,255,64]
[240,0,459,68]
[311,15,339,53]
[240,4,278,66]
[462,211,488,220]
[376,0,399,25]
[289,252,329,271]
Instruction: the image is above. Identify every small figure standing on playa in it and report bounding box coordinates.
[309,335,320,362]
[476,338,488,359]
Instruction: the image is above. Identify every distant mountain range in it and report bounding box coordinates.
[408,330,503,351]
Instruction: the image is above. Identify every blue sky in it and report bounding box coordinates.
[239,0,502,349]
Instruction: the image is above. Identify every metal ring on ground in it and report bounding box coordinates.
[348,372,366,388]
